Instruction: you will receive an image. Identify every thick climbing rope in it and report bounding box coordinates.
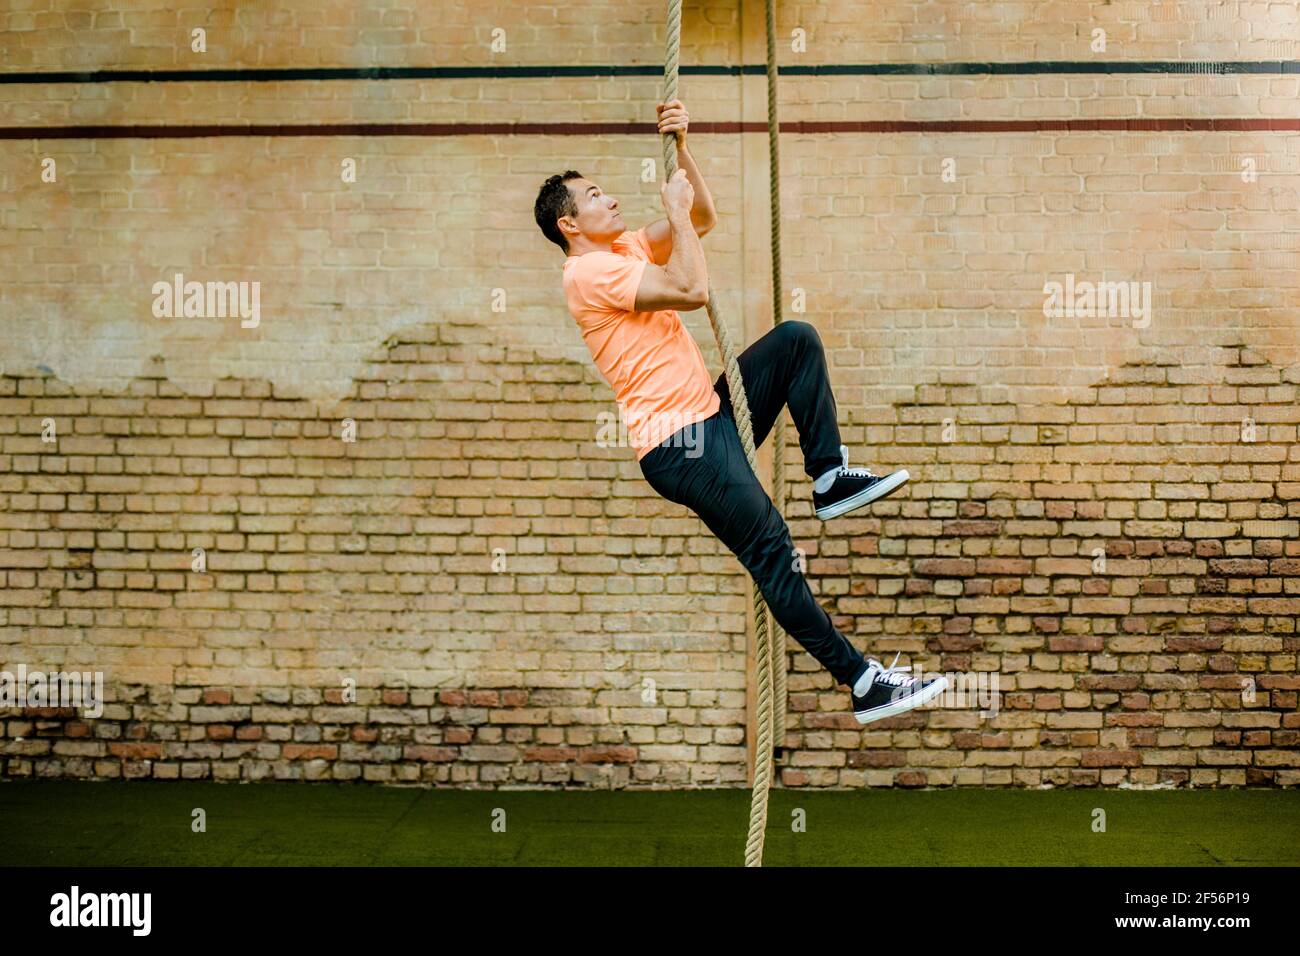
[661,0,786,867]
[763,0,790,761]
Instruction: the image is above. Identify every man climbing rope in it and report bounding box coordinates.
[533,99,947,724]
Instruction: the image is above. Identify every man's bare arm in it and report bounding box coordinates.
[633,204,709,312]
[644,143,716,264]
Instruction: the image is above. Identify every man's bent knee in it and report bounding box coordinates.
[780,319,820,348]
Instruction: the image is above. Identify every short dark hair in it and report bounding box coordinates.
[534,170,584,254]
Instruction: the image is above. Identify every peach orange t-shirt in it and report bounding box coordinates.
[562,226,721,459]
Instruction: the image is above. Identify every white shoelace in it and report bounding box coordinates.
[868,651,916,687]
[836,444,878,480]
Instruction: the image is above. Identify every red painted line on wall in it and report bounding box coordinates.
[1,118,1298,139]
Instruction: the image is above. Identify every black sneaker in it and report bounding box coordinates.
[850,652,949,725]
[813,444,909,520]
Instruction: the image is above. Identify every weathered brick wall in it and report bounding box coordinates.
[1,1,1297,787]
[4,337,1296,787]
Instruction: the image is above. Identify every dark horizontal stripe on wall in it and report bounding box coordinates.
[0,61,1297,84]
[3,118,1298,139]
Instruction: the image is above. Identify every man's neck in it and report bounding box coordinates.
[568,233,621,257]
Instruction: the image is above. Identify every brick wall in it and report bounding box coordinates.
[1,1,1297,787]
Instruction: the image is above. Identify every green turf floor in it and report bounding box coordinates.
[1,781,1295,866]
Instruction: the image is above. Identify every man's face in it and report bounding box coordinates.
[562,178,624,246]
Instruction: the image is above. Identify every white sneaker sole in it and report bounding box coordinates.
[854,674,949,724]
[815,469,910,520]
